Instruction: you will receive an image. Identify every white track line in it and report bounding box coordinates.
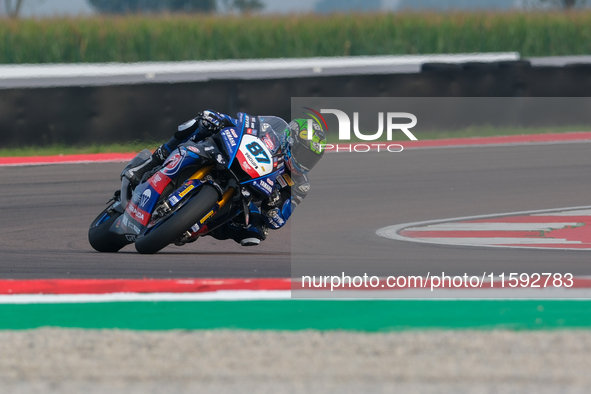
[404,223,579,232]
[411,237,579,245]
[532,209,591,216]
[377,205,591,251]
[3,289,591,302]
[0,290,291,304]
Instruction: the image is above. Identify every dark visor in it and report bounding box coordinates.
[292,143,322,171]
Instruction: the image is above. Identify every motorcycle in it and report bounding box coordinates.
[88,113,288,254]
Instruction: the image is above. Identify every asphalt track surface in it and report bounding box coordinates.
[0,140,589,279]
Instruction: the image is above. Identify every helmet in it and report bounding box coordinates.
[286,119,326,172]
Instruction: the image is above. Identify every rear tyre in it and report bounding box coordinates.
[135,184,219,254]
[88,205,131,253]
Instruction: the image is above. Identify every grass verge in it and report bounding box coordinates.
[0,126,588,157]
[1,300,590,331]
[0,142,159,157]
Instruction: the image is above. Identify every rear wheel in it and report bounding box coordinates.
[135,185,219,254]
[88,204,132,253]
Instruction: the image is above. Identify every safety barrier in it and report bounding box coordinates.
[1,59,590,146]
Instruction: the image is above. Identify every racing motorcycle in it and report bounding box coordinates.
[88,114,287,254]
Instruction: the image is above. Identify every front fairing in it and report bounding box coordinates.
[219,113,287,199]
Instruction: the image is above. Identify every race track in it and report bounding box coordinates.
[0,163,290,278]
[1,140,590,279]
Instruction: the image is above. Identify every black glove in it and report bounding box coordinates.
[200,110,226,132]
[174,110,227,141]
[262,189,281,212]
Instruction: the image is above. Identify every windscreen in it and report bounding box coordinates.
[257,116,289,155]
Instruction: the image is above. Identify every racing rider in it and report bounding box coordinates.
[123,110,326,246]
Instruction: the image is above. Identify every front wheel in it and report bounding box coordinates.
[88,204,131,253]
[135,184,219,254]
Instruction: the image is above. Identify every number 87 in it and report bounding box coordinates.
[246,142,271,164]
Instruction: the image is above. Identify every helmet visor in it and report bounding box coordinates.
[291,142,323,172]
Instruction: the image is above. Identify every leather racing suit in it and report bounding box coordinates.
[133,110,310,246]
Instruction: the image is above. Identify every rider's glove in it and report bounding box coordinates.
[174,110,227,141]
[264,208,286,229]
[263,197,294,230]
[263,189,281,209]
[199,110,225,133]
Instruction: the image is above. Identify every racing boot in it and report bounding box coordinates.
[208,222,268,246]
[236,204,268,246]
[207,204,268,246]
[240,237,262,246]
[123,145,170,187]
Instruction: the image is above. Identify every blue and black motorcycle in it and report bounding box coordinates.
[88,114,287,254]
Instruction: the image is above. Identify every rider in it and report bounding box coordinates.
[123,110,326,246]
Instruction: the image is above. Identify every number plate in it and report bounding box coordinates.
[236,134,273,178]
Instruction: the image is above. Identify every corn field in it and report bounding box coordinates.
[1,12,590,64]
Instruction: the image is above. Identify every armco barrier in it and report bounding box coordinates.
[1,62,591,147]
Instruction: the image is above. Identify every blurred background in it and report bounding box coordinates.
[1,0,590,18]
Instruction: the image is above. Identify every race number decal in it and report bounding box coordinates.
[236,134,273,178]
[246,142,271,164]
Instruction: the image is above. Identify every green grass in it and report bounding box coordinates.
[2,11,591,64]
[0,142,159,157]
[1,300,591,330]
[0,126,587,157]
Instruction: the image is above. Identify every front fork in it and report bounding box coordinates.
[189,165,236,213]
[179,165,236,240]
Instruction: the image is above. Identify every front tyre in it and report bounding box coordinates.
[88,205,131,253]
[135,184,219,254]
